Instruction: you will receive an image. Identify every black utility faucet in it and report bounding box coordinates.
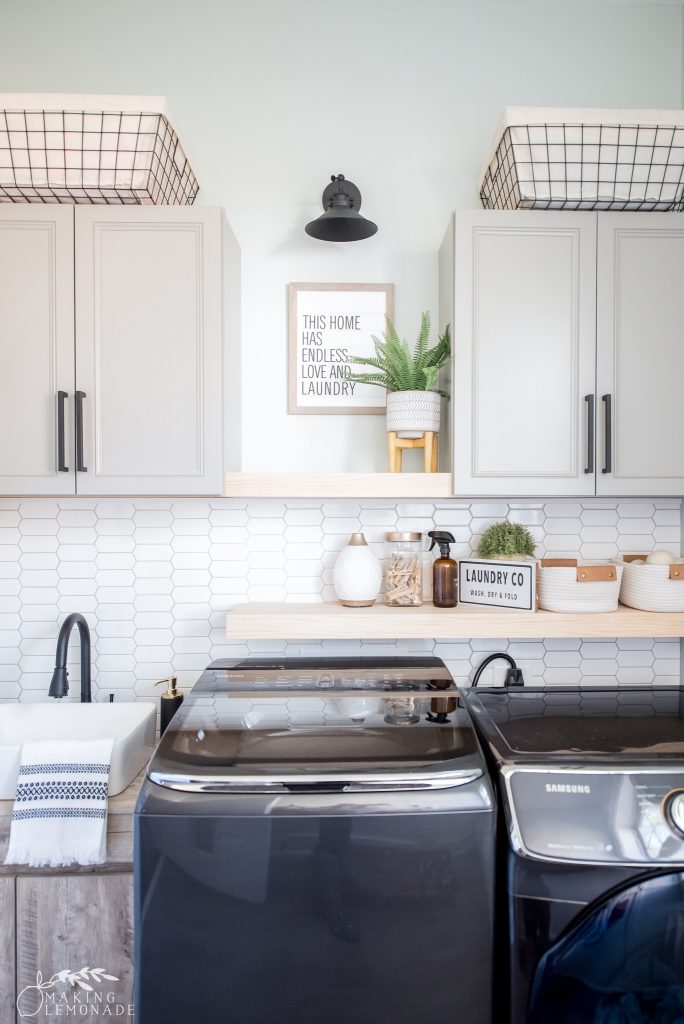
[49,612,92,703]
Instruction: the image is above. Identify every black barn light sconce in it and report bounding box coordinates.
[305,173,378,242]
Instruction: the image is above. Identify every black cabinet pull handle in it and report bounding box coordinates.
[57,391,69,472]
[602,394,612,475]
[584,394,595,474]
[75,390,87,473]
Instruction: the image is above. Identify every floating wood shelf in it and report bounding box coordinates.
[223,472,452,499]
[227,602,684,641]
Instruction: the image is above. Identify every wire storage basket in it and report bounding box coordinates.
[480,107,684,212]
[0,93,199,205]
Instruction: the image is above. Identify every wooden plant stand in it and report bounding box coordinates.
[387,431,438,473]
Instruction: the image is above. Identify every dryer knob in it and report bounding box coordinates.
[664,790,684,837]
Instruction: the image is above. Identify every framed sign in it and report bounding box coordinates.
[458,559,537,611]
[288,282,394,414]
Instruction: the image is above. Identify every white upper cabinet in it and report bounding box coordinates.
[449,211,597,496]
[596,214,684,496]
[445,209,684,498]
[0,207,75,495]
[74,207,223,495]
[0,205,227,497]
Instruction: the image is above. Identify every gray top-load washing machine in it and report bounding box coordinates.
[464,686,684,1024]
[135,657,496,1024]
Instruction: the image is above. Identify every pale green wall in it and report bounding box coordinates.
[1,0,682,470]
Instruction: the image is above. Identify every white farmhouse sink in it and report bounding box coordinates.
[0,702,157,799]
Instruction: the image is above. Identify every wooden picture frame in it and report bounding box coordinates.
[288,282,394,415]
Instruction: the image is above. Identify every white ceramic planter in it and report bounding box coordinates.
[333,533,382,607]
[386,390,441,439]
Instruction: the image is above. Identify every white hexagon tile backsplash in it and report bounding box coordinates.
[0,497,680,700]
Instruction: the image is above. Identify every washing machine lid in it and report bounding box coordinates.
[147,658,484,793]
[465,686,684,764]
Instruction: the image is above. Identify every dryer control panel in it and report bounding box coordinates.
[504,767,684,864]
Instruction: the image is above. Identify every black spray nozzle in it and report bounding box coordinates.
[428,530,456,559]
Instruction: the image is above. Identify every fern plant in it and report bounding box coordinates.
[346,312,451,395]
[477,522,536,560]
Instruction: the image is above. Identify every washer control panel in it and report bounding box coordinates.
[505,768,684,864]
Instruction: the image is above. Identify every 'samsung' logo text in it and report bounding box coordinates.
[545,783,592,794]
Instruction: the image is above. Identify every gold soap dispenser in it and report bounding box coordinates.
[155,676,184,735]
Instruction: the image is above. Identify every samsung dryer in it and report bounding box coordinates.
[464,685,684,1024]
[135,657,496,1024]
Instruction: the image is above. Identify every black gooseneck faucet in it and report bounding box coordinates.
[49,612,92,703]
[470,652,524,688]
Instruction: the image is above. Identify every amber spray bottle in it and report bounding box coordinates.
[427,531,457,608]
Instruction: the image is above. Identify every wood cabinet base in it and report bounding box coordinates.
[15,874,133,1018]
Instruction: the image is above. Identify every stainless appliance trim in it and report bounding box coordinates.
[501,764,684,868]
[148,766,483,793]
[188,687,455,698]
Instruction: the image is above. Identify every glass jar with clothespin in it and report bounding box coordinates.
[384,532,423,607]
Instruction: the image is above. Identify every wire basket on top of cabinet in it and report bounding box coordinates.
[0,94,199,205]
[480,107,684,212]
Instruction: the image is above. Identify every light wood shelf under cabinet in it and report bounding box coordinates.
[223,472,452,499]
[227,602,684,641]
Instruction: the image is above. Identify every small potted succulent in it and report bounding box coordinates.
[346,312,451,437]
[477,522,536,561]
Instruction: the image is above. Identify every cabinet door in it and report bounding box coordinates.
[452,211,597,496]
[16,873,134,1018]
[0,206,75,495]
[75,207,223,495]
[597,214,684,495]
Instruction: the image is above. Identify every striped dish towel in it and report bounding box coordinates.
[4,738,114,868]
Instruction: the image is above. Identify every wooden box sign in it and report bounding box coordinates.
[459,559,537,611]
[288,282,394,414]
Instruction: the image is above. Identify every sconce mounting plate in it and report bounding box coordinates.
[321,176,362,210]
